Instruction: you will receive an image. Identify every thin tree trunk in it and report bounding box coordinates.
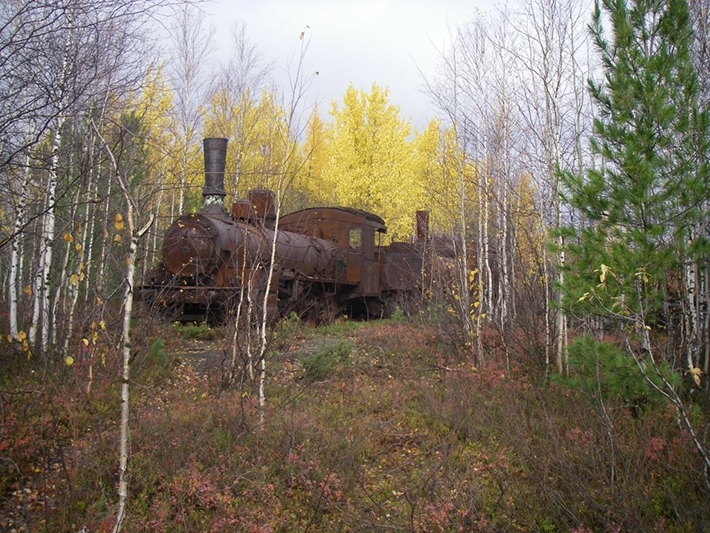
[9,151,31,340]
[94,124,154,533]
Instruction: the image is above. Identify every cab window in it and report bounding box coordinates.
[349,228,362,249]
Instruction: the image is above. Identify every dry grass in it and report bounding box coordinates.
[1,318,708,532]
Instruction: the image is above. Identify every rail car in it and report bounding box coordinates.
[137,138,437,324]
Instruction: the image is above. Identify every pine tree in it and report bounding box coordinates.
[561,0,710,375]
[559,0,710,482]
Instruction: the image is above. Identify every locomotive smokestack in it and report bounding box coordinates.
[202,137,228,209]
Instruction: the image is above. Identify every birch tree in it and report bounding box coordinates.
[93,119,154,533]
[323,83,421,241]
[204,23,272,197]
[221,26,319,428]
[509,0,593,372]
[167,3,214,215]
[1,0,183,352]
[424,24,479,362]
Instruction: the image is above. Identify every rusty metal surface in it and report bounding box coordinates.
[162,214,219,277]
[416,211,429,241]
[140,137,446,324]
[382,242,423,291]
[202,138,228,198]
[280,207,387,295]
[247,189,276,224]
[160,210,344,286]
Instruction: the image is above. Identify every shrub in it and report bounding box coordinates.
[556,335,680,412]
[171,322,220,341]
[301,340,353,382]
[132,339,173,383]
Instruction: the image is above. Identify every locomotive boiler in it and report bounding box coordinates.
[138,137,431,324]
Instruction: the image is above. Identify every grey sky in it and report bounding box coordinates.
[208,1,490,129]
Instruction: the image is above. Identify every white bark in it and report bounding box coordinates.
[94,123,154,533]
[40,126,62,353]
[29,126,61,353]
[9,152,31,340]
[169,4,213,214]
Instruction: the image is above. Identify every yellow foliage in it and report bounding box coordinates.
[293,109,332,208]
[322,83,422,241]
[203,87,298,202]
[468,269,479,283]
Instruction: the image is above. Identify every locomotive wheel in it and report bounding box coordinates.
[299,293,341,325]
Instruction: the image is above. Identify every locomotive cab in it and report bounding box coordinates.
[280,207,386,298]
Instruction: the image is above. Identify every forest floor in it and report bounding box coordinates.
[1,317,709,532]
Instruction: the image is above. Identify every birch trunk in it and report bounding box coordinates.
[683,244,699,373]
[9,152,31,340]
[40,130,61,353]
[29,124,61,354]
[94,124,154,533]
[258,204,280,425]
[476,137,487,356]
[95,172,113,296]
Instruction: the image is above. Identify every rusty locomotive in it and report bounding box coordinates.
[138,137,436,324]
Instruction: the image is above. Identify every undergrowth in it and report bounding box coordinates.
[1,319,708,532]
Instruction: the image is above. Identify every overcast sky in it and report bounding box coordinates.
[206,0,492,130]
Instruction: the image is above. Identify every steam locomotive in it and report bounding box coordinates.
[137,138,437,324]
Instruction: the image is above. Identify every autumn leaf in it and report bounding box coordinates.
[468,269,479,283]
[599,264,610,284]
[65,356,74,366]
[114,213,124,231]
[692,367,702,387]
[63,233,74,243]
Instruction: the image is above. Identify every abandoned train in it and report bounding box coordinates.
[137,137,439,324]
